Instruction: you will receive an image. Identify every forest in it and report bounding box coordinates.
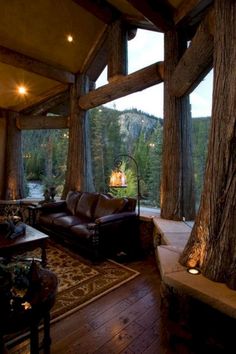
[22,107,210,208]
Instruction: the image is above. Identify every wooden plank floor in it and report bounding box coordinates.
[6,252,234,354]
[6,253,166,354]
[50,254,162,354]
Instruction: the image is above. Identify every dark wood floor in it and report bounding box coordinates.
[50,253,163,354]
[6,252,165,354]
[6,251,235,354]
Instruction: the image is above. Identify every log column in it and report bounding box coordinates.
[5,110,24,199]
[108,19,128,82]
[63,74,94,196]
[180,0,236,285]
[161,29,195,221]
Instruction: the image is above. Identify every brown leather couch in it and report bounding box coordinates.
[38,191,139,260]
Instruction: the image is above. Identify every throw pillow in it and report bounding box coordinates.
[66,191,81,215]
[94,194,127,219]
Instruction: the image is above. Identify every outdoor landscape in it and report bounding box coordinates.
[22,106,210,208]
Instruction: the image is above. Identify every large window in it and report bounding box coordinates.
[89,106,163,208]
[190,70,213,208]
[22,129,69,198]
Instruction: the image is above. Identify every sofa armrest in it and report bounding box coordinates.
[87,222,96,230]
[40,201,67,213]
[95,212,137,225]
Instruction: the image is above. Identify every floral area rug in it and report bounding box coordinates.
[23,241,140,323]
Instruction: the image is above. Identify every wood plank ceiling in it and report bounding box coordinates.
[0,0,212,113]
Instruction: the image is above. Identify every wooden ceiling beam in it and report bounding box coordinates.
[124,16,157,32]
[0,45,75,84]
[82,28,108,83]
[79,61,163,110]
[73,0,119,24]
[126,0,174,32]
[20,89,69,115]
[17,115,69,130]
[169,10,214,97]
[174,0,213,26]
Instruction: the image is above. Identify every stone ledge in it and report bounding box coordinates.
[153,217,192,249]
[157,243,236,319]
[154,218,236,319]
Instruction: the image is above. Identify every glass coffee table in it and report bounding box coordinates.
[0,225,49,267]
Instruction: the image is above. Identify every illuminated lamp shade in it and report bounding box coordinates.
[109,170,127,188]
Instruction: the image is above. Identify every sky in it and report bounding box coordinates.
[96,29,213,119]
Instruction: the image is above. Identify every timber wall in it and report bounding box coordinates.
[0,116,6,198]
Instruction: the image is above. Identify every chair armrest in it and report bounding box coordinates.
[95,212,137,225]
[40,201,67,213]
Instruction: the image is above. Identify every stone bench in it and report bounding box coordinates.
[153,217,193,250]
[153,217,236,319]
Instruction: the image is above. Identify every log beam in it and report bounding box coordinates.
[82,28,108,83]
[161,30,195,221]
[21,90,69,116]
[63,74,94,196]
[0,45,75,84]
[16,115,69,130]
[126,0,174,32]
[73,0,119,24]
[79,62,164,110]
[108,20,128,82]
[169,10,214,97]
[5,111,24,199]
[180,0,236,285]
[174,0,213,26]
[73,0,156,31]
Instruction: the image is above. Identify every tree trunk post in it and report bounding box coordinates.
[63,74,94,197]
[5,110,24,199]
[108,19,128,82]
[180,0,236,285]
[161,29,195,221]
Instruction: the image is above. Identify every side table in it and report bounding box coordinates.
[0,268,58,354]
[27,205,42,227]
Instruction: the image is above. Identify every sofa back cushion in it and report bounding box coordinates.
[75,192,99,219]
[66,191,82,215]
[122,197,137,212]
[94,194,128,219]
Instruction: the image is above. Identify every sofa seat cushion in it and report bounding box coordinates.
[53,215,91,229]
[94,194,128,219]
[38,212,68,226]
[70,224,91,241]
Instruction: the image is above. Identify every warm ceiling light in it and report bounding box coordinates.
[67,34,74,42]
[18,85,27,95]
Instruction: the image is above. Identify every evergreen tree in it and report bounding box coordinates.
[192,117,210,207]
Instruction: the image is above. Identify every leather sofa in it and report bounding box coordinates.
[38,191,139,260]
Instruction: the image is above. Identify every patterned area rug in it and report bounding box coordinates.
[4,242,139,352]
[25,241,140,323]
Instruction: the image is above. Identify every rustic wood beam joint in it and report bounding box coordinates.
[126,0,174,32]
[79,62,164,110]
[174,0,213,26]
[21,90,70,116]
[169,10,214,97]
[73,0,119,24]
